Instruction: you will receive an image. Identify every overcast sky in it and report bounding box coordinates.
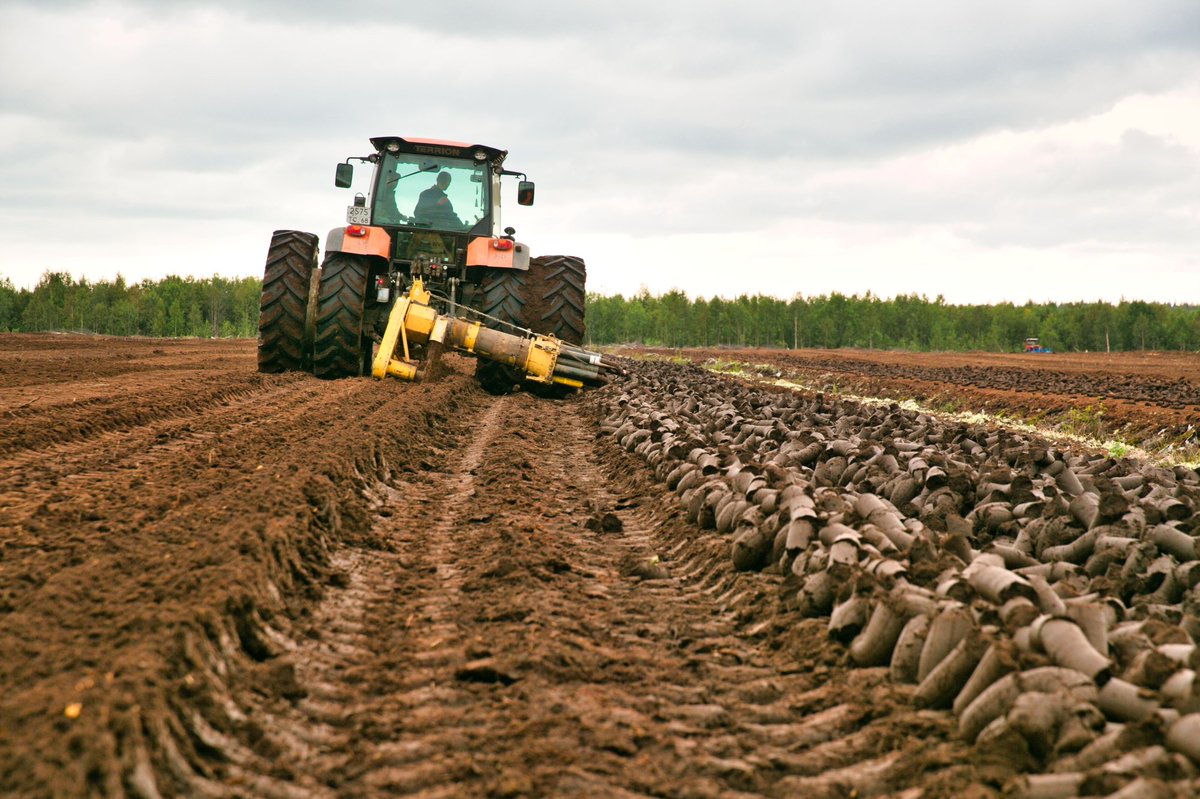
[1,0,1197,303]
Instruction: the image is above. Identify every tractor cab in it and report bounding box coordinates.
[330,136,536,307]
[365,137,507,235]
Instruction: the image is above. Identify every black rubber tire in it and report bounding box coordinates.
[525,255,587,398]
[472,255,588,395]
[257,230,318,373]
[474,267,528,394]
[529,254,586,345]
[313,253,371,379]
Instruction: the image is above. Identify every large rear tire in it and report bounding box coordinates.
[528,254,586,345]
[525,254,587,398]
[472,255,587,395]
[313,253,371,379]
[257,230,319,374]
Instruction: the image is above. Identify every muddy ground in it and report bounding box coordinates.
[631,347,1200,453]
[1,334,1197,797]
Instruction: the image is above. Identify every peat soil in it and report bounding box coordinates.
[5,333,1192,797]
[236,387,979,798]
[0,334,466,795]
[632,347,1200,451]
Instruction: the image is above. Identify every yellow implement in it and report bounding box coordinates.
[372,279,606,388]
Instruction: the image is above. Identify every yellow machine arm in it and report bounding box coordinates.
[371,279,615,388]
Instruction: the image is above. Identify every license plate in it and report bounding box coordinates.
[346,205,371,225]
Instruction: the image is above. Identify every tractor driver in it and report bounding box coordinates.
[413,171,464,230]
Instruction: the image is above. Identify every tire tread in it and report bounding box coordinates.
[258,230,318,373]
[313,253,370,379]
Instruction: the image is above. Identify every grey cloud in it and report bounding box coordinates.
[4,1,1195,163]
[1046,129,1200,193]
[796,128,1200,251]
[0,0,1197,299]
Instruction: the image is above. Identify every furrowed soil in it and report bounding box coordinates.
[1,334,1196,798]
[634,347,1200,453]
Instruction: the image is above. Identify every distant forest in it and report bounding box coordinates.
[0,272,261,339]
[2,271,1198,353]
[584,290,1200,352]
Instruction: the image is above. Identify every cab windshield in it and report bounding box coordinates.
[372,153,489,232]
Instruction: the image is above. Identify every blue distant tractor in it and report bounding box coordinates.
[1024,337,1053,354]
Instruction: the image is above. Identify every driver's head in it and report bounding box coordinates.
[436,171,452,190]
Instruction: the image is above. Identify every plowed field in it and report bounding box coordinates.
[2,334,1199,798]
[637,347,1200,452]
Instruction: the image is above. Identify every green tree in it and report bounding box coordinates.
[0,278,18,331]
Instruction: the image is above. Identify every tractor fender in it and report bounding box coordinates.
[325,225,391,259]
[466,236,531,271]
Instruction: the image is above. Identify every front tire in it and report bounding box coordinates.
[258,230,319,374]
[313,253,371,379]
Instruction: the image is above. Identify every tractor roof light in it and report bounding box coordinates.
[474,150,487,161]
[386,142,400,152]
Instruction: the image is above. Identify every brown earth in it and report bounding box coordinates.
[1,333,1196,797]
[632,347,1200,453]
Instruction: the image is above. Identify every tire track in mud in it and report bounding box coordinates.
[252,398,507,796]
[250,393,964,798]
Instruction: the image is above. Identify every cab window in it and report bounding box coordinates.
[373,153,488,232]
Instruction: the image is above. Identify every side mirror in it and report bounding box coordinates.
[335,162,353,188]
[517,180,535,206]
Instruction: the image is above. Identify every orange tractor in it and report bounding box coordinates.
[256,136,610,392]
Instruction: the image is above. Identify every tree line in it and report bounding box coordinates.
[2,271,1197,353]
[0,271,261,338]
[585,290,1200,352]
